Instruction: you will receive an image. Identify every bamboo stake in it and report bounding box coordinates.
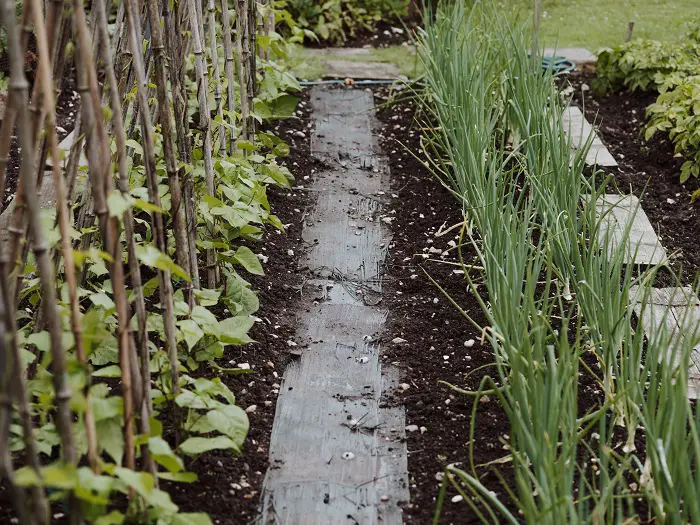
[95,0,152,440]
[188,0,218,288]
[1,0,77,491]
[235,0,251,143]
[72,0,137,475]
[207,0,226,153]
[164,0,200,290]
[0,262,49,525]
[27,0,99,474]
[146,0,191,277]
[220,0,237,156]
[123,0,182,402]
[247,0,257,134]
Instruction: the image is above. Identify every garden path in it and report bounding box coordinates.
[258,87,409,524]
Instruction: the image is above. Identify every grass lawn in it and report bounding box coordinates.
[512,0,700,50]
[285,44,422,80]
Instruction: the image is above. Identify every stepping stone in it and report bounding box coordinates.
[629,286,700,399]
[543,47,596,65]
[0,171,57,248]
[593,194,667,265]
[304,47,375,57]
[45,128,88,168]
[562,106,618,167]
[323,59,402,80]
[259,87,408,524]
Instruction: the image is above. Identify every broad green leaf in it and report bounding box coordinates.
[134,199,166,215]
[95,511,125,525]
[14,466,41,487]
[90,292,116,311]
[42,462,78,489]
[158,472,198,483]
[179,436,238,456]
[193,288,221,307]
[177,319,205,350]
[206,406,249,451]
[148,437,184,473]
[107,190,134,218]
[93,365,122,378]
[113,467,178,513]
[171,513,214,525]
[96,419,124,465]
[218,316,255,345]
[233,246,264,275]
[136,245,191,282]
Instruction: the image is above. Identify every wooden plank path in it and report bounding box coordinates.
[562,106,618,167]
[593,194,667,266]
[259,87,408,524]
[629,286,700,399]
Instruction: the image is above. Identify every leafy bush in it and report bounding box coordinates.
[594,39,700,184]
[645,75,700,185]
[686,17,700,43]
[288,0,410,44]
[594,40,700,94]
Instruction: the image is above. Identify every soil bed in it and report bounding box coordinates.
[568,69,700,284]
[161,92,319,523]
[374,87,518,523]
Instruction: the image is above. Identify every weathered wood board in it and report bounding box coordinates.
[562,106,618,167]
[258,88,408,524]
[593,194,667,266]
[629,286,700,399]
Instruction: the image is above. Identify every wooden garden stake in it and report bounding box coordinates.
[28,0,99,473]
[124,0,182,402]
[72,0,138,476]
[188,0,218,288]
[164,0,201,290]
[94,0,155,476]
[235,0,251,143]
[626,21,635,42]
[1,0,78,511]
[146,0,191,277]
[207,0,226,153]
[220,0,238,155]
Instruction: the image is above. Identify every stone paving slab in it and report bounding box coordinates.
[592,194,667,266]
[562,106,618,167]
[629,286,700,399]
[323,59,402,80]
[543,47,596,64]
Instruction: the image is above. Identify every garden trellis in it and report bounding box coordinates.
[0,0,285,523]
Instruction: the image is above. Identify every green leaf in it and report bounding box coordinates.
[224,277,259,317]
[218,316,255,345]
[191,306,220,337]
[171,513,214,525]
[158,472,198,483]
[136,245,191,282]
[107,190,135,218]
[113,468,178,513]
[177,319,205,351]
[233,246,264,275]
[179,436,239,456]
[14,466,41,487]
[93,365,122,378]
[205,406,249,451]
[42,462,78,489]
[193,288,221,307]
[148,437,184,473]
[134,199,166,215]
[95,511,125,525]
[96,419,124,465]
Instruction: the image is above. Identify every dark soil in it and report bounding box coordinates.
[374,88,519,523]
[568,69,700,285]
[342,20,420,48]
[162,92,319,524]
